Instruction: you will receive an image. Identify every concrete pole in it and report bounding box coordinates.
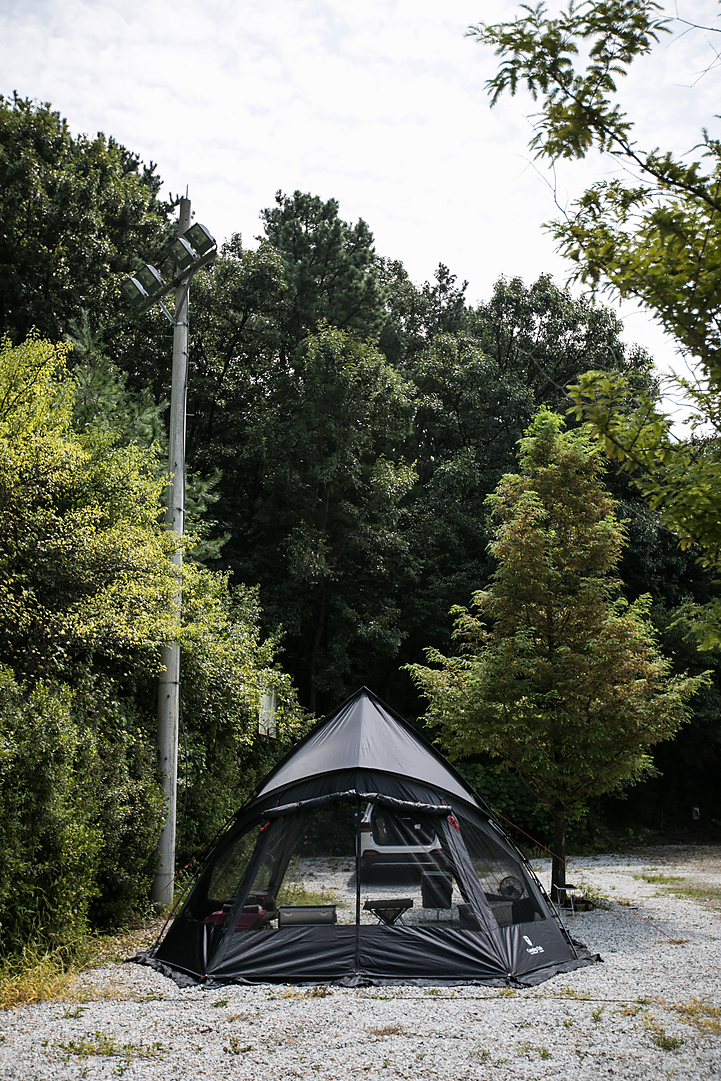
[153,195,192,906]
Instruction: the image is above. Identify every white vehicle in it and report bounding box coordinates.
[358,803,447,875]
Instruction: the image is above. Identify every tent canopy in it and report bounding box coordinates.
[256,687,476,804]
[143,689,594,987]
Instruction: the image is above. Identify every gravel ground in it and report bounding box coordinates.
[2,846,719,1080]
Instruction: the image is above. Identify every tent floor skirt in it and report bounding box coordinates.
[135,919,597,988]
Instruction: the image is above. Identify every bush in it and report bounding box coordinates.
[0,669,102,953]
[0,336,308,956]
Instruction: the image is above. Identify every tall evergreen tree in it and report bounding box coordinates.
[260,190,386,360]
[410,409,705,901]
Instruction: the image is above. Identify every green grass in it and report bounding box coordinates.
[0,944,95,1012]
[633,873,685,884]
[651,1032,684,1051]
[560,986,591,1000]
[644,1015,684,1052]
[517,1042,551,1059]
[631,872,721,911]
[276,881,343,907]
[672,881,721,910]
[56,1032,164,1062]
[0,917,165,1010]
[224,1037,253,1055]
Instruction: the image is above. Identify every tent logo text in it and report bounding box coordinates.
[523,935,544,955]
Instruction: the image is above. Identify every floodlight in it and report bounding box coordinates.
[120,276,148,308]
[136,264,164,295]
[184,222,216,256]
[168,236,196,271]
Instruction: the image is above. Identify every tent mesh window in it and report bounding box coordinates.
[188,821,266,923]
[197,801,498,930]
[249,806,356,923]
[359,804,457,923]
[182,801,547,932]
[455,812,546,925]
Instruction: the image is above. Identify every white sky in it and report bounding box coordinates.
[1,0,720,375]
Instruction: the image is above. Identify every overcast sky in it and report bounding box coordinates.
[2,0,720,373]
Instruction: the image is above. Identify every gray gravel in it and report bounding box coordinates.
[2,846,720,1080]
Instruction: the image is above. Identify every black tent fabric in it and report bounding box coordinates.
[138,688,596,987]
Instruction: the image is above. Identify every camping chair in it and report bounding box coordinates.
[552,882,581,913]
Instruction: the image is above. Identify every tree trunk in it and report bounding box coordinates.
[551,811,567,906]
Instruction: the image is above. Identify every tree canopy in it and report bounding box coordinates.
[0,94,174,344]
[470,0,721,645]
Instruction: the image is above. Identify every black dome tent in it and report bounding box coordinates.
[138,689,595,987]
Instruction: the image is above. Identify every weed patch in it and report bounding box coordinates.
[652,1031,684,1051]
[668,998,721,1035]
[224,1037,253,1054]
[0,946,87,1011]
[517,1041,551,1059]
[673,881,721,910]
[634,873,685,885]
[0,917,165,1010]
[56,1032,164,1062]
[617,1004,645,1017]
[267,985,332,1000]
[61,1004,87,1019]
[631,872,721,912]
[644,1016,684,1052]
[276,881,342,907]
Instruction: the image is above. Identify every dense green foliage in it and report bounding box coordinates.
[0,93,174,344]
[0,337,305,954]
[410,410,706,897]
[183,195,644,711]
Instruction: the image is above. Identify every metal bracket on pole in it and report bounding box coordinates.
[157,299,176,326]
[136,249,217,317]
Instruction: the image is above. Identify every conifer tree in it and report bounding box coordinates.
[410,409,706,901]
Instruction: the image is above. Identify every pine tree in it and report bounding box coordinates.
[410,409,706,902]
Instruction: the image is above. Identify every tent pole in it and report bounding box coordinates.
[355,796,361,974]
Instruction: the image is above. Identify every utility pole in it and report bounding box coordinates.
[153,196,192,905]
[120,196,216,906]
